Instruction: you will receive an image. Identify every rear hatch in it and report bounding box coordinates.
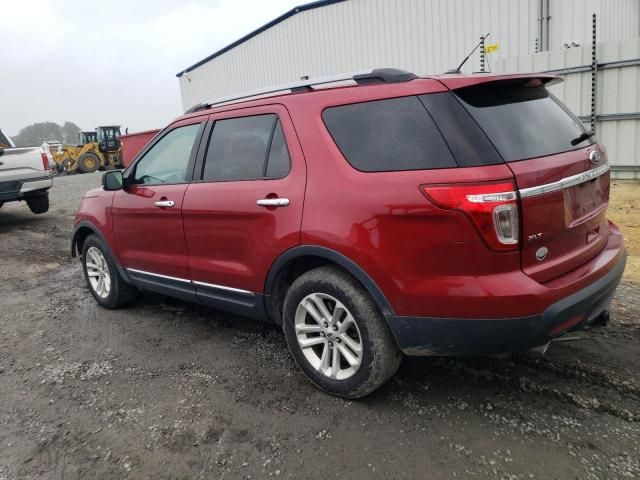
[451,77,610,283]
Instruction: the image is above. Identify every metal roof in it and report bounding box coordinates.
[176,0,347,77]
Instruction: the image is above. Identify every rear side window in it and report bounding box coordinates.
[454,83,593,161]
[323,96,457,172]
[419,93,503,167]
[202,114,291,182]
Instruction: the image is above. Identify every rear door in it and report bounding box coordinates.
[453,79,609,282]
[112,118,204,291]
[182,105,306,314]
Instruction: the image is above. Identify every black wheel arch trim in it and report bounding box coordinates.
[71,220,132,283]
[264,245,396,322]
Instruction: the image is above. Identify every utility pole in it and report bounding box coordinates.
[590,13,598,133]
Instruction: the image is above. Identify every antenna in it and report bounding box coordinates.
[445,33,490,74]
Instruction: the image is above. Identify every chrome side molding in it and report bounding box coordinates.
[127,268,191,283]
[519,163,610,199]
[193,280,253,295]
[126,268,254,295]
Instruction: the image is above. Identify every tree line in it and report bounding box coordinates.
[12,121,82,147]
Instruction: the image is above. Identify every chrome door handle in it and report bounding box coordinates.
[257,198,289,207]
[154,200,175,208]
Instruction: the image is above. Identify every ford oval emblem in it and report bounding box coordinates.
[589,150,601,165]
[536,247,549,261]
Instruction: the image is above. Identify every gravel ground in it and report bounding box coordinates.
[0,173,639,480]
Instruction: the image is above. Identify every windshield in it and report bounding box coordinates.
[454,83,594,161]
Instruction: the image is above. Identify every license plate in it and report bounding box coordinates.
[0,181,20,194]
[563,178,607,226]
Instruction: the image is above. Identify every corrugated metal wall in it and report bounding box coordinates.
[495,38,640,176]
[179,0,543,109]
[550,0,640,49]
[179,0,639,109]
[178,0,640,174]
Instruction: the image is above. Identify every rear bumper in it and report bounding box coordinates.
[20,178,53,193]
[0,177,52,202]
[389,247,626,356]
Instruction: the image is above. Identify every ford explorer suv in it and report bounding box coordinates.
[0,139,53,214]
[71,68,626,398]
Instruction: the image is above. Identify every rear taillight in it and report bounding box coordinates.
[40,148,50,171]
[422,182,519,252]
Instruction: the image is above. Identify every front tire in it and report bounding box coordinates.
[77,153,100,173]
[81,234,137,308]
[283,266,401,399]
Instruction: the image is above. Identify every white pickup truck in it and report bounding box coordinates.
[0,132,53,214]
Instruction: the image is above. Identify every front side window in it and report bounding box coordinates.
[201,114,291,182]
[132,124,200,185]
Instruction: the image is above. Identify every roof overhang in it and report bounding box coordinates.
[176,0,347,78]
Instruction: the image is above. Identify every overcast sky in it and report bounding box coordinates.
[0,0,302,137]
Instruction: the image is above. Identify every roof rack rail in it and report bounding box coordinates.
[184,68,417,114]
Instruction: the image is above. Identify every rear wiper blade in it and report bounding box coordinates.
[570,131,595,146]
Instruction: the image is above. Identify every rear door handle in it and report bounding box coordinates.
[257,198,289,207]
[154,200,175,208]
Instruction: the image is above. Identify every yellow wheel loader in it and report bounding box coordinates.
[51,126,122,174]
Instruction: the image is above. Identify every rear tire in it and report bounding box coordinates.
[77,153,100,173]
[81,234,138,308]
[283,266,401,399]
[26,193,49,214]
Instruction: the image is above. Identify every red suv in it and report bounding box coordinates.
[72,68,626,398]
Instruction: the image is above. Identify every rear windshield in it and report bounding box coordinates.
[454,83,593,161]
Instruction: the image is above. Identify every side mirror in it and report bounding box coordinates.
[102,170,124,191]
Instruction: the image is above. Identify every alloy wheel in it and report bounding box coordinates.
[85,246,111,298]
[294,293,363,380]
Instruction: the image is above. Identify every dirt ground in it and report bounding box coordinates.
[1,174,639,480]
[608,181,640,283]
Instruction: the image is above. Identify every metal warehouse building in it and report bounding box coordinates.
[177,0,640,177]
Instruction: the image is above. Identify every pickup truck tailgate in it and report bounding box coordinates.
[0,147,48,182]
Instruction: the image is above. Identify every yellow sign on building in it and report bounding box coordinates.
[485,43,499,54]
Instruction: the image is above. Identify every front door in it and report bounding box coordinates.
[182,106,306,315]
[112,119,204,293]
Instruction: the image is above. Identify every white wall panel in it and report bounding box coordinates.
[178,0,640,175]
[550,0,639,49]
[179,0,544,110]
[180,0,639,109]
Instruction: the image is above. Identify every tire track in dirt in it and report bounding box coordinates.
[425,353,640,423]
